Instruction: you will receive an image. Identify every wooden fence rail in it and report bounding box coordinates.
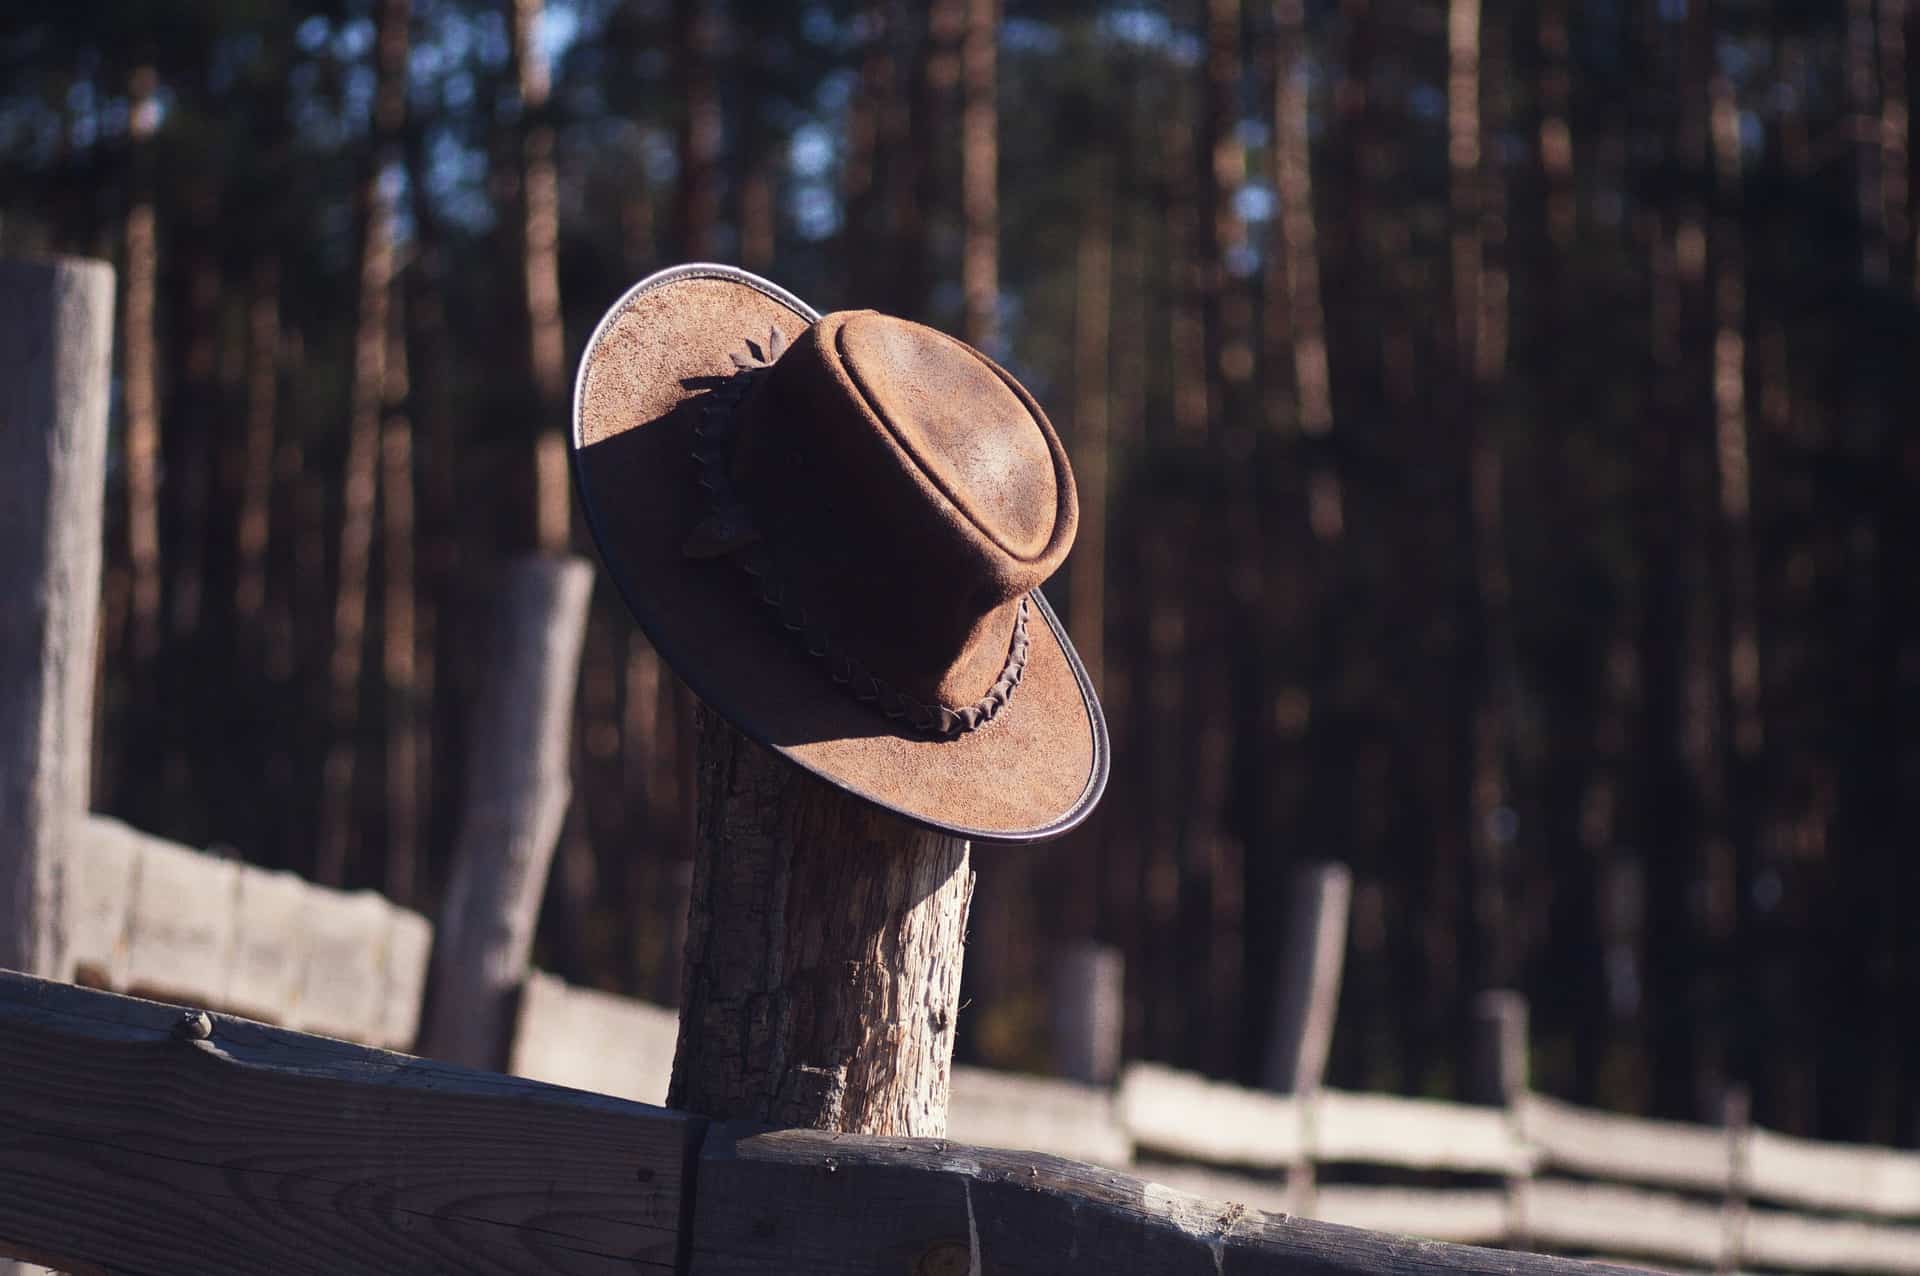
[0,971,1635,1276]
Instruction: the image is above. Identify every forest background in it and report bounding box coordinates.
[3,0,1915,1147]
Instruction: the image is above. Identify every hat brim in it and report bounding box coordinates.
[571,263,1109,844]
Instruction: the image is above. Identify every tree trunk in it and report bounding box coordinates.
[1850,0,1888,285]
[510,0,570,555]
[1270,0,1341,539]
[317,0,409,885]
[381,285,421,906]
[234,255,280,635]
[0,256,114,979]
[668,710,973,1135]
[673,0,722,261]
[1199,0,1248,432]
[960,0,999,350]
[1070,168,1111,694]
[122,68,162,672]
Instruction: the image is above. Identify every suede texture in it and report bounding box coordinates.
[572,265,1106,842]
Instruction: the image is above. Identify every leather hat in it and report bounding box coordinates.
[571,263,1109,842]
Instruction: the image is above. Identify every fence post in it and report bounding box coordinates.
[415,555,592,1068]
[1472,989,1532,1249]
[1052,940,1124,1085]
[1720,1082,1751,1275]
[667,713,973,1136]
[1262,861,1352,1215]
[0,257,114,981]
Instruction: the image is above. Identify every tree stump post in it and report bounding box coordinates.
[0,257,114,981]
[667,707,974,1136]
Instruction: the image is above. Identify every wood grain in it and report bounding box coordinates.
[62,815,432,1049]
[0,255,114,979]
[670,708,973,1136]
[417,555,594,1069]
[0,970,703,1275]
[686,1123,1641,1275]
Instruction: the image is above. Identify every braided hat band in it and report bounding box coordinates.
[682,328,1031,739]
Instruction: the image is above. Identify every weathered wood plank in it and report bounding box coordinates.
[122,833,241,1007]
[947,1065,1132,1168]
[1319,1089,1532,1175]
[61,814,144,988]
[1521,1093,1731,1194]
[0,969,704,1275]
[61,815,432,1049]
[1527,1181,1725,1269]
[1745,1125,1920,1218]
[509,969,679,1105]
[1136,1163,1510,1246]
[1742,1204,1920,1273]
[1119,1062,1304,1169]
[687,1124,1640,1275]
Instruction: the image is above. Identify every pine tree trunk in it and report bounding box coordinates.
[318,0,409,885]
[668,709,973,1135]
[235,255,280,636]
[674,0,722,261]
[1070,169,1111,695]
[1271,0,1341,538]
[1850,0,1888,285]
[1199,0,1247,431]
[960,0,999,350]
[381,285,420,906]
[1165,104,1207,439]
[510,0,570,555]
[122,67,162,673]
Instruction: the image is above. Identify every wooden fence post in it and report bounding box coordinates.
[1052,940,1123,1085]
[1720,1082,1751,1275]
[1472,989,1532,1249]
[667,711,973,1136]
[0,257,113,981]
[1262,860,1351,1214]
[416,555,592,1068]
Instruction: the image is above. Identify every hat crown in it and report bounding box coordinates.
[731,310,1077,708]
[833,313,1061,563]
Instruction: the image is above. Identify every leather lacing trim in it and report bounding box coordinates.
[683,328,1030,739]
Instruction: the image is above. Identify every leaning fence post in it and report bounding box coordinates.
[1052,940,1124,1085]
[415,555,593,1068]
[1262,860,1352,1215]
[667,717,974,1135]
[0,257,114,981]
[1471,989,1532,1249]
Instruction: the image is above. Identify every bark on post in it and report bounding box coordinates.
[0,256,114,979]
[416,555,592,1069]
[668,709,974,1136]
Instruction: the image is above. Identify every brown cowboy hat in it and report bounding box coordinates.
[571,263,1109,843]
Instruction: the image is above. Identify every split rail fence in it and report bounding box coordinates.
[2,254,1912,1274]
[26,812,1920,1274]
